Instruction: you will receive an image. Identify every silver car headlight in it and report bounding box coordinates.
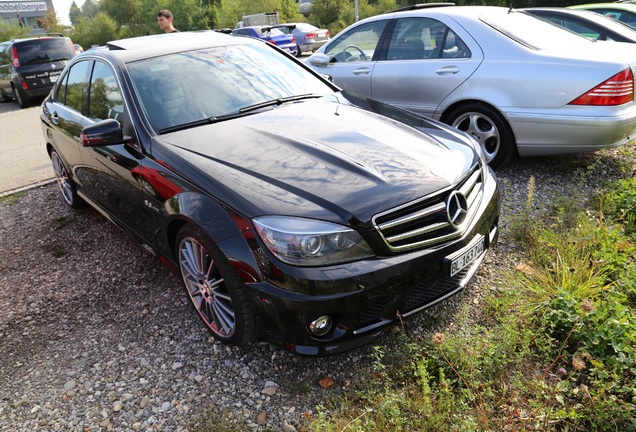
[253,216,374,266]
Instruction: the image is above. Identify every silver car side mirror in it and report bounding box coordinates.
[308,53,330,67]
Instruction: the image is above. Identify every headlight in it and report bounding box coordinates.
[253,216,374,266]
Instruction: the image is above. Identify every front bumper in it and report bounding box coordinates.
[243,168,500,356]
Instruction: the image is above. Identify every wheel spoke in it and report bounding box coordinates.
[210,282,230,301]
[212,297,235,335]
[181,240,203,277]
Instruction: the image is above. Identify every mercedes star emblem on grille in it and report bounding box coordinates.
[446,191,468,227]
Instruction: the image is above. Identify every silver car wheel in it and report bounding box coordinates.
[179,236,237,338]
[451,111,500,164]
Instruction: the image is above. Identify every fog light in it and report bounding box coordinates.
[309,315,333,336]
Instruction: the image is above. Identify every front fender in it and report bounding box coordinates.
[164,191,264,283]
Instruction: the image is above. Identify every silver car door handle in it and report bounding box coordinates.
[436,66,460,75]
[353,67,370,75]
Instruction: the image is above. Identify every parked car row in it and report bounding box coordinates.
[231,25,299,56]
[231,22,330,57]
[23,3,636,355]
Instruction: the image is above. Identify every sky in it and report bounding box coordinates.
[52,0,85,25]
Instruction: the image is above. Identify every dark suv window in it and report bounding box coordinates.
[14,38,76,66]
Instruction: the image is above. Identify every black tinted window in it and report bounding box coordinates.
[58,60,91,114]
[89,62,124,124]
[15,38,75,66]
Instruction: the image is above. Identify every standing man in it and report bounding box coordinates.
[157,10,179,33]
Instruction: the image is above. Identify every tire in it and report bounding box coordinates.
[176,224,257,346]
[50,149,85,208]
[295,44,302,57]
[13,84,30,109]
[445,103,516,169]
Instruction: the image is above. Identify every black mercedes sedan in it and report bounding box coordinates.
[40,31,500,356]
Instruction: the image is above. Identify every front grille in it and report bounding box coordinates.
[402,267,469,314]
[372,163,483,252]
[353,267,469,333]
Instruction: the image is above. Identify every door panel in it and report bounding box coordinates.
[320,19,390,96]
[371,17,482,118]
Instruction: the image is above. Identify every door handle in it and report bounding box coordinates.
[436,66,460,75]
[353,67,370,75]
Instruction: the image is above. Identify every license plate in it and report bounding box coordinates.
[447,236,485,277]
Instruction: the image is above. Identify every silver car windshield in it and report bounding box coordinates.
[128,43,332,133]
[481,10,594,50]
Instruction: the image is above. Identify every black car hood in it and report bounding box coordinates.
[154,94,478,225]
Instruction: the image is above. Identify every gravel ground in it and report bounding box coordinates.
[1,146,634,432]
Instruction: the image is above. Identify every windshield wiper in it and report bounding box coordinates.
[239,94,321,114]
[160,112,249,133]
[158,95,322,133]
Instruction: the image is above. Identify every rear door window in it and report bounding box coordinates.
[57,60,91,115]
[88,61,124,124]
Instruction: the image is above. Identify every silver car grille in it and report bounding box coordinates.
[372,163,483,252]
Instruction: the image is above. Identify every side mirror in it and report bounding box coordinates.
[308,53,330,67]
[80,119,127,147]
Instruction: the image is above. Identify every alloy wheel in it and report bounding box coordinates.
[178,236,236,338]
[51,151,75,206]
[451,111,500,164]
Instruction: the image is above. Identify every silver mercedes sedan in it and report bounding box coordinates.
[306,4,636,167]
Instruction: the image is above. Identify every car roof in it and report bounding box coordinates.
[101,31,255,62]
[523,7,636,37]
[381,4,516,19]
[8,33,70,44]
[570,2,636,11]
[524,7,622,20]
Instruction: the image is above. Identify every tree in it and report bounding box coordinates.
[69,1,82,25]
[70,12,119,49]
[82,0,100,19]
[38,10,71,35]
[0,20,29,41]
[100,0,149,36]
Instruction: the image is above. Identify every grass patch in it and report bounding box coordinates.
[305,158,636,431]
[0,191,26,206]
[52,215,75,230]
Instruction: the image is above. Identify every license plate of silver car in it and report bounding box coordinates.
[447,236,485,277]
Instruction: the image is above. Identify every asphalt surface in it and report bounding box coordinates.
[0,101,55,197]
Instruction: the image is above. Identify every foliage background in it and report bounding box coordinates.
[0,0,616,49]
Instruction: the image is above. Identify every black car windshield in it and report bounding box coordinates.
[128,42,333,133]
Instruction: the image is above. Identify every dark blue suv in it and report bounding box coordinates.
[0,34,77,108]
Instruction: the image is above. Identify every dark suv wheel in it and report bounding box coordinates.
[12,84,30,109]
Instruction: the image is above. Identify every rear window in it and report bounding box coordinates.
[257,27,284,37]
[15,38,75,66]
[482,10,592,50]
